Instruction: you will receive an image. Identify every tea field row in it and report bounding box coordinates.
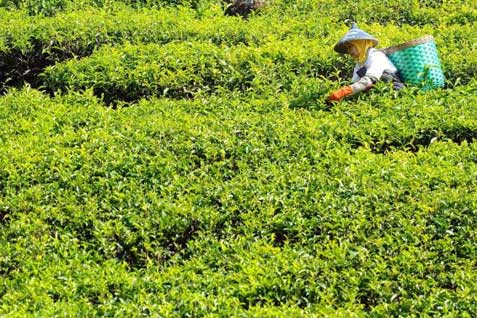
[1,87,477,316]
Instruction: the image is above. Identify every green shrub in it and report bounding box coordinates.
[2,1,477,316]
[0,0,210,16]
[2,87,477,316]
[41,40,342,103]
[1,4,475,91]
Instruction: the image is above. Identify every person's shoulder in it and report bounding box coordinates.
[367,48,388,63]
[369,48,387,58]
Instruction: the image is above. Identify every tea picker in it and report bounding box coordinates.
[327,23,404,103]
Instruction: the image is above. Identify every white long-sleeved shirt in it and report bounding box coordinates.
[352,48,398,83]
[348,48,402,94]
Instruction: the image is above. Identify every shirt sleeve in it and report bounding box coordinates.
[351,64,360,83]
[350,76,375,94]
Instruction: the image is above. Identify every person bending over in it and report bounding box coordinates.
[327,23,404,103]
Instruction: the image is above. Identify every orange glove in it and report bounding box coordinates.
[327,85,354,102]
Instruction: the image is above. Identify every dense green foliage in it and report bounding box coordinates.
[42,40,340,103]
[0,0,207,16]
[0,4,475,91]
[1,0,477,317]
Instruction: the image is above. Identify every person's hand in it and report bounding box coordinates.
[327,85,354,102]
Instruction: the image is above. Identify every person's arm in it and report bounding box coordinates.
[327,75,377,102]
[327,51,386,102]
[349,75,378,93]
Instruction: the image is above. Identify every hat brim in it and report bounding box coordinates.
[334,39,379,54]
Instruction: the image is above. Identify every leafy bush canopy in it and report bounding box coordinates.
[1,0,477,317]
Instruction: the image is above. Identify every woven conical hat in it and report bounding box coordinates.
[334,23,379,54]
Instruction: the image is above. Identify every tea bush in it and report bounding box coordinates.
[0,0,210,16]
[1,85,477,316]
[41,40,342,103]
[0,6,342,90]
[1,0,477,317]
[1,3,475,90]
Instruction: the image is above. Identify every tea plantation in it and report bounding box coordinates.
[1,0,477,317]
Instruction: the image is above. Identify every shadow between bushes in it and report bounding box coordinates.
[359,127,477,154]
